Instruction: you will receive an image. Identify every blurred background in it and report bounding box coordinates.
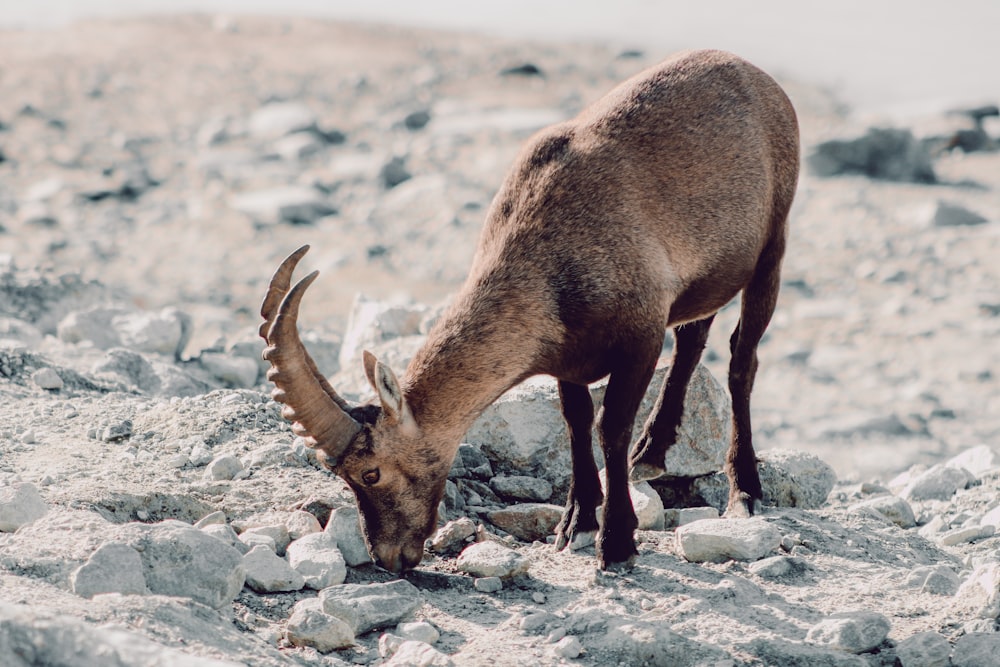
[3,1,999,115]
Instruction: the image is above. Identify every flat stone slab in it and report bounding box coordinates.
[806,611,891,653]
[70,542,148,598]
[320,579,423,635]
[456,541,530,579]
[243,545,305,593]
[675,518,781,563]
[285,598,355,653]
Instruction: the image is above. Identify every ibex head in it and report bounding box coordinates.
[260,246,446,573]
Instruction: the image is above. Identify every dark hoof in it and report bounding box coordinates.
[596,529,638,571]
[724,491,762,518]
[598,552,637,572]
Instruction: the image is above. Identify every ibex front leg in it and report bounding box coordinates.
[596,344,659,570]
[554,381,601,551]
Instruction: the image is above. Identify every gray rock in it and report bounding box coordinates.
[468,362,728,495]
[748,554,808,579]
[91,349,160,394]
[286,598,355,653]
[0,481,49,531]
[675,518,781,563]
[849,495,916,528]
[198,352,260,388]
[242,545,305,593]
[380,156,412,188]
[101,419,133,442]
[287,532,347,589]
[383,640,453,667]
[807,127,936,183]
[285,509,322,540]
[895,631,951,667]
[456,541,529,579]
[663,506,719,529]
[70,542,148,598]
[241,524,290,555]
[57,307,129,349]
[337,294,427,370]
[604,620,731,667]
[551,636,584,659]
[319,579,423,634]
[947,445,1000,479]
[805,611,891,653]
[249,102,317,140]
[430,517,477,554]
[693,449,835,512]
[325,505,373,567]
[599,470,665,530]
[473,577,503,593]
[30,367,63,390]
[112,309,188,357]
[239,532,276,552]
[448,443,493,480]
[905,565,960,595]
[930,200,989,227]
[230,186,335,225]
[743,637,867,667]
[489,475,553,502]
[396,621,440,645]
[901,463,972,501]
[0,601,243,667]
[952,632,1000,667]
[118,520,245,609]
[201,524,248,553]
[204,454,244,481]
[487,504,561,542]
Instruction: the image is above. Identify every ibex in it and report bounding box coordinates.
[261,49,799,573]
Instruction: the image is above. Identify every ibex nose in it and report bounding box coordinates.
[373,544,423,574]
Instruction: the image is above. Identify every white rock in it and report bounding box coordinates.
[677,506,720,526]
[198,353,260,388]
[287,532,347,589]
[319,579,423,634]
[456,541,530,579]
[379,632,406,658]
[551,635,583,659]
[70,542,148,598]
[467,362,729,493]
[204,454,244,481]
[396,621,440,645]
[57,307,129,349]
[248,102,317,139]
[598,470,664,530]
[194,510,227,528]
[285,598,355,653]
[675,518,781,563]
[901,463,972,501]
[242,545,305,593]
[895,631,951,667]
[239,532,277,553]
[474,577,503,593]
[430,517,477,554]
[906,565,961,596]
[947,445,1000,479]
[805,611,891,653]
[337,294,428,369]
[957,562,1000,619]
[201,524,248,554]
[285,510,322,540]
[938,525,983,547]
[979,504,1000,529]
[112,309,187,358]
[849,495,916,528]
[0,482,49,532]
[241,524,290,555]
[605,620,730,666]
[30,367,63,390]
[118,521,245,609]
[383,640,454,667]
[325,505,373,566]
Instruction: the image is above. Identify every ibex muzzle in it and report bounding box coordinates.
[262,49,799,573]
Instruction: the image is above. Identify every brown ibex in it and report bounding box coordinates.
[261,49,799,573]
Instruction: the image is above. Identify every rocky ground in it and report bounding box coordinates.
[1,13,1000,667]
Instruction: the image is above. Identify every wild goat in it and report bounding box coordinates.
[261,49,799,573]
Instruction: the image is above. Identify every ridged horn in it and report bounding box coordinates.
[260,247,360,464]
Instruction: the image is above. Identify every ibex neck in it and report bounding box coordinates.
[401,289,544,443]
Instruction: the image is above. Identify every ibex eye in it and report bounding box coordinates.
[361,469,380,486]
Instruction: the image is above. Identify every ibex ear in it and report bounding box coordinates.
[362,350,415,429]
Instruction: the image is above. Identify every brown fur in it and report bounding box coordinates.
[261,49,800,572]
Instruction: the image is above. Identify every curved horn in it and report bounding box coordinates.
[261,248,360,464]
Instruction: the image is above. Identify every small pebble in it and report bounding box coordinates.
[474,577,503,593]
[19,430,37,445]
[532,592,546,604]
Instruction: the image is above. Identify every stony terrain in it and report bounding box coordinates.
[1,13,1000,667]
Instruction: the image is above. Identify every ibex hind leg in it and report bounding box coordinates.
[596,341,659,571]
[628,315,715,482]
[724,240,784,518]
[554,381,601,551]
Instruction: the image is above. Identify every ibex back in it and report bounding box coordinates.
[261,49,799,572]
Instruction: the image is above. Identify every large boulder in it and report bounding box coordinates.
[808,127,936,183]
[467,362,729,496]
